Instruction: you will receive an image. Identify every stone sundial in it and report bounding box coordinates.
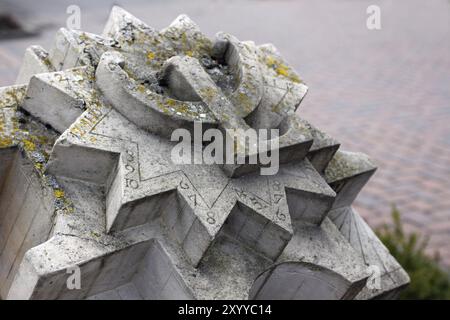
[0,6,408,299]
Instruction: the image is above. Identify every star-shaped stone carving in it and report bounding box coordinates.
[0,6,409,300]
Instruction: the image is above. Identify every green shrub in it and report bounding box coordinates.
[376,207,450,299]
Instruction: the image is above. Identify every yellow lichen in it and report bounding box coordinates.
[236,92,253,113]
[166,99,177,107]
[265,56,301,83]
[0,137,13,148]
[275,64,290,77]
[146,51,156,60]
[54,189,65,198]
[137,85,146,93]
[22,139,36,151]
[90,231,101,238]
[199,87,218,102]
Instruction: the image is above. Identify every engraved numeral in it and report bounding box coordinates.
[188,194,197,206]
[206,211,216,224]
[125,164,135,173]
[180,181,190,189]
[125,178,139,189]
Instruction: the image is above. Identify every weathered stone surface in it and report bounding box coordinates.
[0,6,408,300]
[23,67,91,132]
[16,46,55,85]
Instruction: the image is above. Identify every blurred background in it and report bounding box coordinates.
[0,0,449,297]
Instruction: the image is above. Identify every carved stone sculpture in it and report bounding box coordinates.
[0,7,409,299]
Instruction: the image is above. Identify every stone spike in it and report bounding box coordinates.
[282,116,340,173]
[165,14,201,33]
[328,206,410,299]
[281,159,336,226]
[273,217,370,299]
[325,150,377,209]
[102,6,152,38]
[0,6,408,300]
[22,67,91,132]
[16,46,55,85]
[0,85,67,298]
[49,28,114,71]
[7,235,153,299]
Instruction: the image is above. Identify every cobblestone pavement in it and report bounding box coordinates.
[0,0,449,265]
